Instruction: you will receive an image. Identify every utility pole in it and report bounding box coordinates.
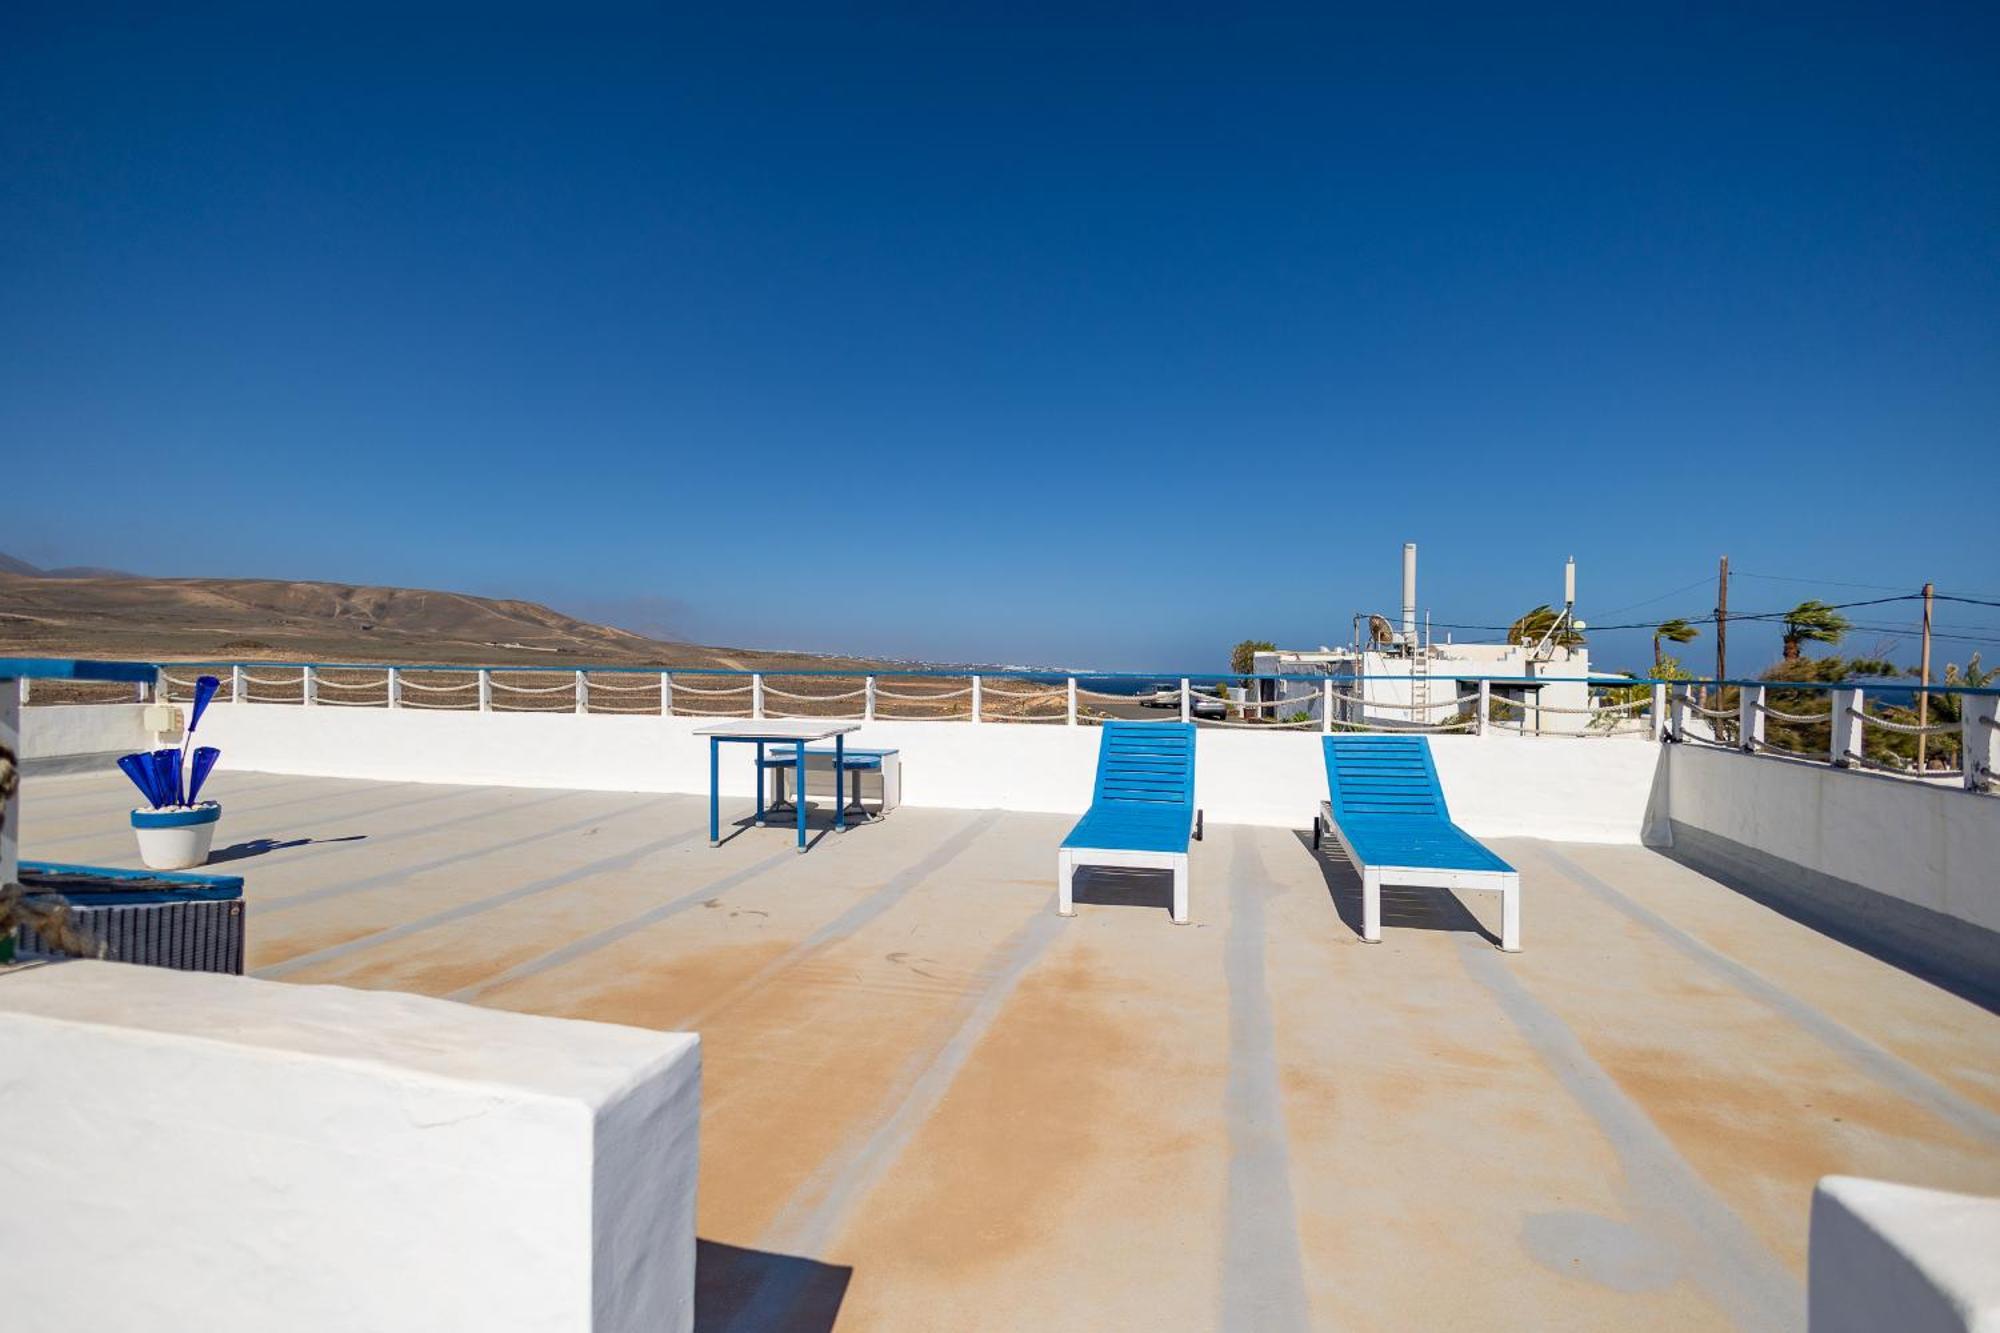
[1714,555,1730,691]
[1918,582,1934,770]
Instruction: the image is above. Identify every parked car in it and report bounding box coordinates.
[1140,683,1180,708]
[1191,693,1227,719]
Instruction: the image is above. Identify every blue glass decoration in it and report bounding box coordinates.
[152,748,184,807]
[189,674,221,733]
[118,753,163,808]
[187,746,221,804]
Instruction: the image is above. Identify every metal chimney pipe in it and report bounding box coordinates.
[1401,543,1418,643]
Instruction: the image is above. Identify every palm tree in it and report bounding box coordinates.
[1779,599,1849,660]
[1652,618,1698,674]
[1507,605,1583,648]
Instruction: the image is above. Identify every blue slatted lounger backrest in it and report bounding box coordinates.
[1323,735,1451,824]
[1094,721,1196,812]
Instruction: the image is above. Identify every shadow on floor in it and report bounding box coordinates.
[697,1238,851,1332]
[1069,865,1176,918]
[1290,828,1501,949]
[205,835,367,865]
[1657,841,2000,1016]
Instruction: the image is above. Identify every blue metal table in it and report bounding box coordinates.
[692,720,863,852]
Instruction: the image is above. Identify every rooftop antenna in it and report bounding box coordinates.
[1530,556,1580,660]
[1401,542,1417,652]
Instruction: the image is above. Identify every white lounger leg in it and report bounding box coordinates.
[1362,867,1382,943]
[1499,872,1521,953]
[1171,854,1189,926]
[1057,850,1076,917]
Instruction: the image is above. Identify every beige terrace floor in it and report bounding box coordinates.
[17,768,2000,1331]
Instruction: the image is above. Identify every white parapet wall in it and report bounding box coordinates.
[1809,1176,2000,1333]
[1667,743,2000,939]
[193,703,1669,843]
[0,961,700,1333]
[17,702,152,762]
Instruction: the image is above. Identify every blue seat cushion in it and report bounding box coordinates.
[1334,816,1513,875]
[1062,806,1192,855]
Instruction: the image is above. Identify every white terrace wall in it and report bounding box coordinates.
[17,702,151,762]
[1666,743,2000,995]
[193,703,1669,844]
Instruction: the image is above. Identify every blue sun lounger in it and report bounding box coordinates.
[1059,721,1201,924]
[1311,734,1520,951]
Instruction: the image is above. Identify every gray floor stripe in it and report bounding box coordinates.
[30,777,454,849]
[255,810,697,978]
[254,791,645,916]
[723,899,1069,1333]
[1459,939,1803,1331]
[1532,845,2000,1146]
[445,846,797,1001]
[670,809,1003,1031]
[1221,831,1313,1333]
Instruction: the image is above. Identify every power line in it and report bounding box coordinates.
[1592,575,1717,621]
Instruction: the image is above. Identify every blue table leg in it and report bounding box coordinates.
[795,740,808,852]
[834,732,846,832]
[708,736,719,846]
[754,741,766,826]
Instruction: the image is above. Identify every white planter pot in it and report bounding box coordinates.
[131,803,222,871]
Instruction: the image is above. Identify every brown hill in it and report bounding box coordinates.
[0,569,860,671]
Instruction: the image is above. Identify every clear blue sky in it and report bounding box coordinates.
[4,4,1996,673]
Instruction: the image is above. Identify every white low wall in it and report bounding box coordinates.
[1809,1176,2000,1333]
[1667,743,2000,938]
[0,961,700,1333]
[18,702,151,761]
[195,703,1667,843]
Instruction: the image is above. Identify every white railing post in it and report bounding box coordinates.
[1963,695,1999,793]
[16,677,27,706]
[970,674,983,724]
[301,665,318,707]
[1477,680,1491,737]
[751,673,764,720]
[660,672,673,717]
[1180,678,1191,724]
[1830,688,1863,767]
[1739,685,1764,753]
[231,664,245,704]
[864,676,876,722]
[575,670,589,716]
[386,667,401,710]
[478,669,492,712]
[1649,683,1666,742]
[1671,686,1690,742]
[155,667,168,705]
[1066,676,1078,727]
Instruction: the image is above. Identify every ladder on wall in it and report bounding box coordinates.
[1409,646,1432,726]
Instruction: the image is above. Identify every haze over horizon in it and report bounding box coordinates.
[5,5,1996,674]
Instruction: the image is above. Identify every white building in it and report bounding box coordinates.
[1251,544,1602,734]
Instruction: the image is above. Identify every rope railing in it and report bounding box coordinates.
[488,679,575,695]
[759,685,868,702]
[1852,709,1958,736]
[873,685,974,701]
[667,680,751,696]
[1748,737,1823,761]
[401,697,475,710]
[314,674,386,690]
[1755,702,1832,724]
[400,677,479,692]
[581,679,659,694]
